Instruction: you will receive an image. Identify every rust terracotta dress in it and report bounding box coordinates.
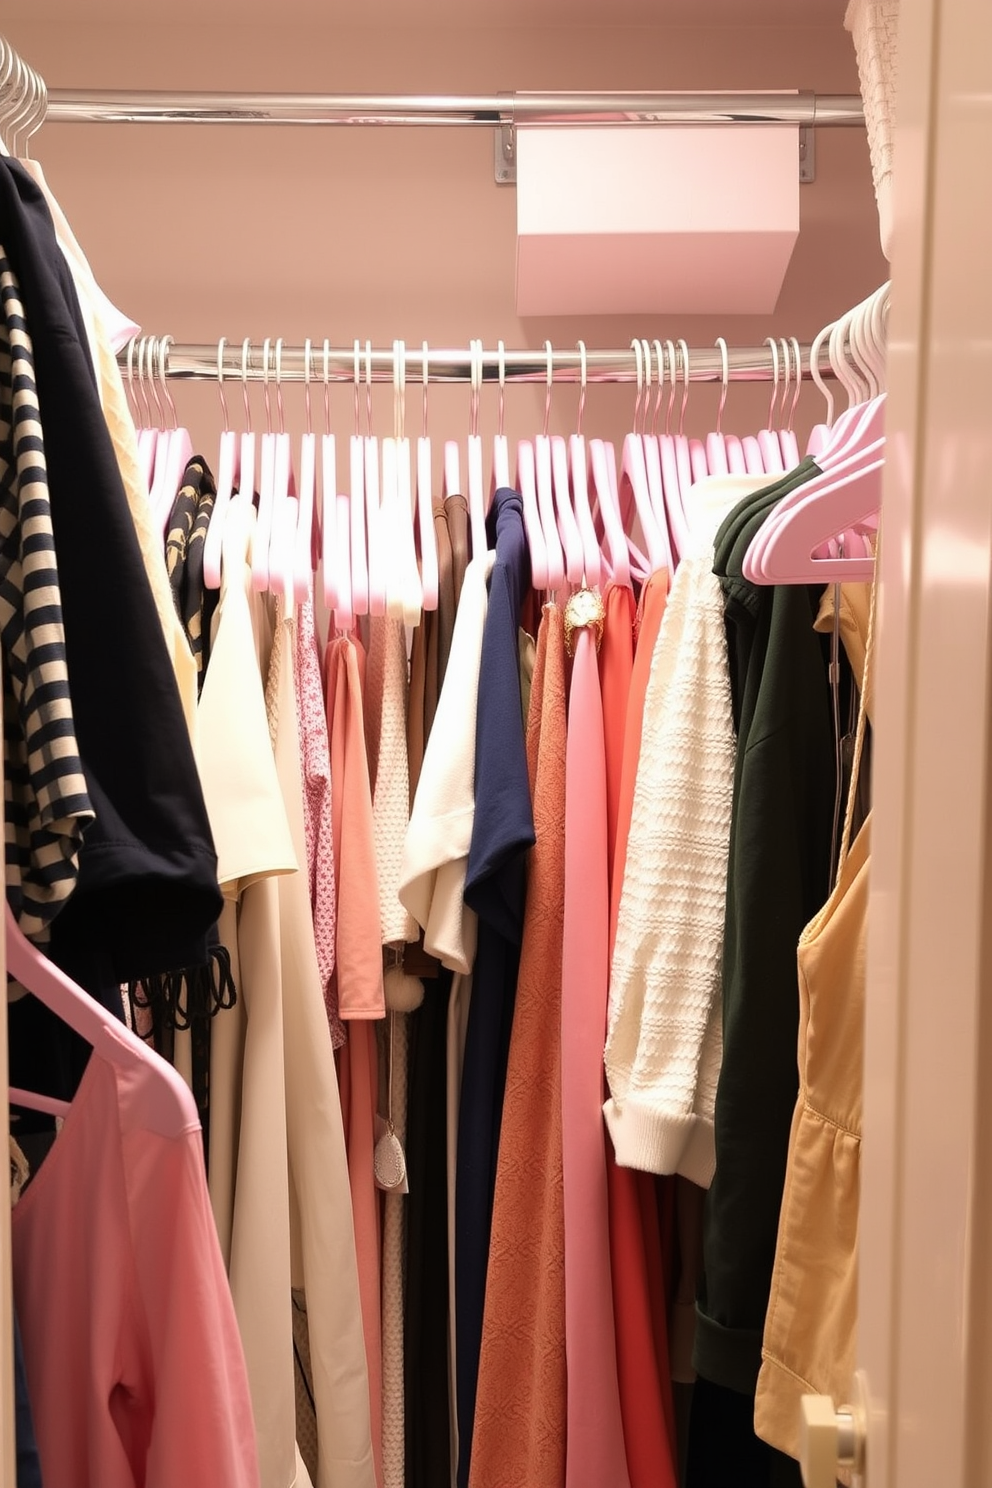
[469,604,568,1488]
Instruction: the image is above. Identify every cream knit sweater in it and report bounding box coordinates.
[605,475,766,1186]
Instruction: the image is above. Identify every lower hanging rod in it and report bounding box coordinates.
[47,89,864,129]
[119,340,836,385]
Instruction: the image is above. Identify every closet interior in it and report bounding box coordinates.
[0,3,896,1487]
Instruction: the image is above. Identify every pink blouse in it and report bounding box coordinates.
[12,1044,259,1488]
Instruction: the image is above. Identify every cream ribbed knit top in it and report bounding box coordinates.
[605,476,766,1186]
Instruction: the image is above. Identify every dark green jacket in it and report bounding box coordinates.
[693,467,836,1395]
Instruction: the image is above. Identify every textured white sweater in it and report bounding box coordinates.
[605,476,766,1186]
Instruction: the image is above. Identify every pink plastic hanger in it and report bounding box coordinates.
[805,319,835,459]
[640,339,669,546]
[745,458,881,584]
[203,339,240,591]
[757,338,786,475]
[672,340,696,499]
[6,904,191,1124]
[153,337,194,537]
[266,340,298,605]
[251,339,277,591]
[333,491,354,635]
[292,340,317,605]
[652,340,688,563]
[778,338,802,468]
[348,341,369,618]
[364,340,387,618]
[715,338,747,474]
[491,341,513,494]
[320,341,340,613]
[568,342,605,589]
[417,342,440,613]
[386,339,423,625]
[536,340,579,585]
[620,339,668,575]
[467,339,488,562]
[588,436,628,588]
[529,342,565,590]
[705,337,730,477]
[133,336,158,492]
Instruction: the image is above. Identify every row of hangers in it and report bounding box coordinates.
[0,38,46,158]
[742,281,889,586]
[124,308,886,631]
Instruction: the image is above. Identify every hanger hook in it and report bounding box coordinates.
[124,336,138,425]
[353,340,361,436]
[497,340,506,438]
[809,321,835,427]
[274,338,286,435]
[788,336,802,431]
[304,338,313,437]
[422,341,430,439]
[395,339,406,441]
[322,339,331,435]
[576,340,587,436]
[241,338,252,432]
[630,339,643,430]
[365,339,373,438]
[640,340,654,436]
[664,340,676,436]
[475,334,487,434]
[779,338,792,428]
[217,337,230,433]
[140,337,157,427]
[543,340,553,438]
[715,337,729,435]
[649,339,663,435]
[158,336,178,430]
[677,339,690,436]
[262,338,272,434]
[764,336,780,429]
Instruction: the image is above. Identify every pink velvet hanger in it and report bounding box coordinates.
[745,458,880,584]
[778,338,802,469]
[568,342,604,589]
[294,340,318,605]
[653,340,688,565]
[251,338,277,592]
[154,336,194,538]
[320,341,342,614]
[467,339,488,563]
[757,337,785,475]
[266,340,298,605]
[588,437,630,588]
[349,342,369,618]
[364,340,387,618]
[620,339,669,575]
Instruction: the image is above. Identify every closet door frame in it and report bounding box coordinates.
[860,0,992,1481]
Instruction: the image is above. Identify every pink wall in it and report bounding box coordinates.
[5,7,888,463]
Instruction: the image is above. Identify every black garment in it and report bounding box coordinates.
[456,489,534,1488]
[14,1308,42,1488]
[686,1376,802,1488]
[693,475,836,1398]
[404,972,452,1488]
[165,455,219,692]
[0,160,221,1094]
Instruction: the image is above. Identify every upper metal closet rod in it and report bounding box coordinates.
[46,90,865,128]
[122,341,833,384]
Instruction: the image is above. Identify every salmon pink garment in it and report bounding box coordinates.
[325,633,385,1488]
[601,580,679,1488]
[561,620,631,1488]
[11,1048,260,1488]
[470,604,567,1488]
